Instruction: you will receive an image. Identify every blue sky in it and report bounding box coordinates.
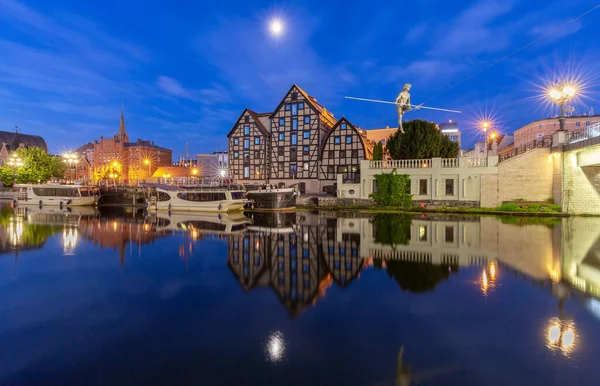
[1,0,599,156]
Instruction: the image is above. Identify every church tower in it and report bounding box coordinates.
[117,105,129,142]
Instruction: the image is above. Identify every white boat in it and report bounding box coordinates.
[14,184,100,206]
[147,187,249,212]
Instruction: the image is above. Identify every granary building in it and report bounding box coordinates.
[227,84,374,193]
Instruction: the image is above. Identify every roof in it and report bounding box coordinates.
[269,84,337,128]
[123,140,171,152]
[497,135,514,150]
[0,130,47,152]
[321,117,374,160]
[75,143,94,153]
[227,108,271,138]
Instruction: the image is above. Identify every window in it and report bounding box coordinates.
[445,179,454,196]
[341,123,347,130]
[233,138,239,145]
[299,102,304,109]
[303,146,310,155]
[255,151,261,159]
[303,131,310,139]
[346,136,352,144]
[351,150,358,158]
[244,116,250,123]
[278,147,284,156]
[279,133,285,141]
[445,226,454,243]
[233,151,239,159]
[279,118,285,126]
[291,134,297,145]
[327,165,334,174]
[576,122,581,127]
[292,118,298,130]
[303,162,309,171]
[291,92,298,101]
[290,148,297,161]
[244,139,250,149]
[337,165,348,173]
[334,136,341,144]
[157,192,171,201]
[340,150,346,158]
[537,133,543,141]
[285,104,291,111]
[244,153,250,165]
[351,165,358,173]
[304,116,310,124]
[290,164,297,177]
[292,104,298,115]
[419,179,427,195]
[419,225,428,241]
[254,137,260,145]
[244,125,250,135]
[244,167,250,178]
[587,121,591,126]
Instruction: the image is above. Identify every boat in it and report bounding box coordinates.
[13,184,100,206]
[246,184,299,211]
[147,187,249,212]
[247,211,297,233]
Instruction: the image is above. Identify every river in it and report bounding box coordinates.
[0,205,599,385]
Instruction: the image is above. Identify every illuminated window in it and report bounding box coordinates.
[303,162,309,171]
[244,166,249,178]
[337,165,348,173]
[244,139,250,149]
[291,134,297,145]
[279,133,285,141]
[233,151,239,159]
[233,138,239,145]
[292,118,298,130]
[419,225,428,241]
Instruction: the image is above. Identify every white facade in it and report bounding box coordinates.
[337,156,499,204]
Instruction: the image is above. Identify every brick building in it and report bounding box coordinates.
[514,115,600,147]
[91,109,172,183]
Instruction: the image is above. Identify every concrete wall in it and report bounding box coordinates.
[554,144,600,214]
[338,157,499,206]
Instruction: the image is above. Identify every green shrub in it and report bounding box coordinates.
[369,170,412,207]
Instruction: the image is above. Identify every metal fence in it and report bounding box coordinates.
[566,122,600,144]
[498,135,552,163]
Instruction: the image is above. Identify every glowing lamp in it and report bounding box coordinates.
[270,19,283,36]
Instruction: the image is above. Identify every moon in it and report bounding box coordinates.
[269,19,284,36]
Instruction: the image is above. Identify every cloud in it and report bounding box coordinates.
[157,76,191,98]
[404,23,428,45]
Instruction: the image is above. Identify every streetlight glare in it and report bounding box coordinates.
[549,89,562,100]
[562,85,576,97]
[482,121,489,129]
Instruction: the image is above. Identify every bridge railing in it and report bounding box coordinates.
[499,135,552,163]
[567,122,600,144]
[368,159,432,169]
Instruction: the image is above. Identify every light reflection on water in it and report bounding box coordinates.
[1,206,600,384]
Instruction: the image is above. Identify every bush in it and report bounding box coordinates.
[369,171,412,207]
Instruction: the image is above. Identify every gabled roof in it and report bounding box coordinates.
[227,108,270,138]
[321,117,374,160]
[269,84,337,128]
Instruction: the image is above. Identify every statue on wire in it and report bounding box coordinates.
[395,83,416,133]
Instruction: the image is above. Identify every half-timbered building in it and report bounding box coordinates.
[320,117,373,183]
[227,84,375,193]
[227,109,270,183]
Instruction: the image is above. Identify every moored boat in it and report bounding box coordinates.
[13,184,100,206]
[147,187,249,212]
[246,185,299,211]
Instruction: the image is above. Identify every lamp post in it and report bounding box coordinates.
[481,121,491,158]
[548,84,576,132]
[191,168,198,185]
[63,153,80,183]
[7,153,23,184]
[144,159,151,181]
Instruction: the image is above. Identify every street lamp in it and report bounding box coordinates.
[63,153,79,183]
[191,168,198,185]
[548,84,576,131]
[481,121,491,158]
[144,159,151,180]
[7,153,23,183]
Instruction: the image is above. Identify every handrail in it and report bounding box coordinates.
[498,135,552,163]
[567,122,600,144]
[369,159,432,169]
[441,158,458,168]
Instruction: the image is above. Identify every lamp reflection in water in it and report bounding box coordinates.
[9,217,24,246]
[480,262,497,296]
[263,331,286,363]
[63,228,78,255]
[546,317,576,356]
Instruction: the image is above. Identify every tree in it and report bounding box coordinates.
[370,171,412,207]
[379,260,459,293]
[371,214,412,246]
[386,119,459,160]
[0,147,66,185]
[373,141,384,160]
